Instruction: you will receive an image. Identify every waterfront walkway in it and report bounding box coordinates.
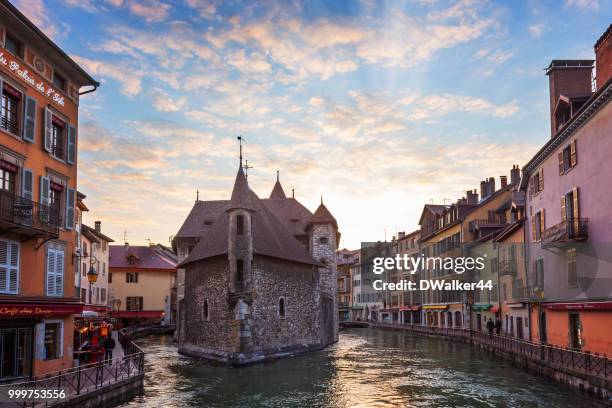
[366,321,611,399]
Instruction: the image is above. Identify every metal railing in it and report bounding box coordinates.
[0,190,61,236]
[468,219,507,232]
[541,217,588,245]
[0,116,19,135]
[373,322,611,381]
[0,337,144,407]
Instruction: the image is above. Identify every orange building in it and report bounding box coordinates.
[0,1,97,381]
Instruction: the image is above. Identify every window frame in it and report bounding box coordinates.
[42,320,63,361]
[0,84,22,137]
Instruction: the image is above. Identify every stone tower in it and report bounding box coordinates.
[308,199,339,345]
[227,165,254,350]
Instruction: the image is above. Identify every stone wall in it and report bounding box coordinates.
[181,256,238,354]
[179,254,323,364]
[248,256,321,354]
[311,223,339,343]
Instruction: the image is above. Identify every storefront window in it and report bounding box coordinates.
[0,327,32,380]
[44,322,61,360]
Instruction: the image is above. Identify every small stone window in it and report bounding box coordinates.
[237,215,244,235]
[236,259,244,282]
[278,297,286,319]
[203,300,209,321]
[319,237,328,244]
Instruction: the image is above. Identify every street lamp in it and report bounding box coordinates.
[87,264,98,305]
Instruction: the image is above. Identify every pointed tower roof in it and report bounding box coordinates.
[309,201,338,229]
[228,165,254,211]
[269,170,287,199]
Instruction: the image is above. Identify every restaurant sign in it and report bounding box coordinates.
[0,303,82,317]
[543,302,612,311]
[0,52,65,107]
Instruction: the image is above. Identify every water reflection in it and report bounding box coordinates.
[118,328,605,407]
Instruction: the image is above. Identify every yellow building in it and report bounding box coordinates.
[108,244,177,325]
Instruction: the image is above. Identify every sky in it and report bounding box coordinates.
[12,0,611,249]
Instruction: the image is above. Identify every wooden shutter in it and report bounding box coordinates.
[39,176,50,206]
[561,195,567,222]
[35,323,45,360]
[46,247,56,295]
[22,96,37,143]
[8,241,18,293]
[0,240,7,293]
[531,215,536,241]
[558,152,564,175]
[67,125,76,164]
[55,249,64,296]
[573,187,580,232]
[570,140,577,167]
[538,168,544,191]
[22,168,33,201]
[540,209,545,235]
[44,107,52,152]
[65,188,75,230]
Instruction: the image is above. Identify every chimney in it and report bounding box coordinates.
[500,175,508,189]
[480,180,486,201]
[398,231,406,239]
[510,165,521,185]
[488,177,496,196]
[95,221,101,233]
[466,190,478,205]
[595,25,612,90]
[546,60,594,137]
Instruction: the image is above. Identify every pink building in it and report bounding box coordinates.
[520,25,612,355]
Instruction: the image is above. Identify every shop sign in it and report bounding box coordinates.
[0,52,65,107]
[0,304,81,316]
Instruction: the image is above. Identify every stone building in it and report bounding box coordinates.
[175,165,340,364]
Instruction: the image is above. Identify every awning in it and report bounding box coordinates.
[116,310,163,318]
[423,305,448,310]
[543,302,612,311]
[472,303,492,312]
[490,306,500,313]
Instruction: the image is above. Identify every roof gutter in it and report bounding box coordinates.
[79,82,100,96]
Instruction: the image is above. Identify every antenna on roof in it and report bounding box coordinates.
[244,160,253,181]
[146,237,152,246]
[237,135,243,167]
[196,189,199,201]
[443,198,450,205]
[123,230,128,246]
[292,188,294,198]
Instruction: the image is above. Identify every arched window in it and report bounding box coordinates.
[203,300,209,321]
[278,297,285,318]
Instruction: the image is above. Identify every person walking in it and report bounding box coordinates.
[495,318,502,335]
[103,335,116,364]
[486,318,495,335]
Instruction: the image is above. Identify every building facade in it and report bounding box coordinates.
[79,222,113,312]
[176,165,340,364]
[0,1,97,381]
[521,26,612,355]
[108,244,177,325]
[337,248,359,322]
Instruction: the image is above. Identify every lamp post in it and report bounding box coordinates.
[87,263,99,305]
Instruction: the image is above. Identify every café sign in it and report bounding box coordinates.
[0,52,65,107]
[0,304,82,317]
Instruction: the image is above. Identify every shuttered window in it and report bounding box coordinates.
[46,246,64,296]
[0,239,19,294]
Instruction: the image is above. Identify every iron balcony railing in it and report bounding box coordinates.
[0,115,19,135]
[541,217,588,245]
[0,189,61,237]
[499,259,517,276]
[511,285,530,301]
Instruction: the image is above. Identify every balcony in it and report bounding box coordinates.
[499,259,517,276]
[511,286,529,301]
[468,219,507,233]
[541,218,588,248]
[0,189,61,239]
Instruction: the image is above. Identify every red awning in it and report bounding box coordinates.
[0,303,83,317]
[490,306,500,313]
[116,310,163,318]
[543,302,612,311]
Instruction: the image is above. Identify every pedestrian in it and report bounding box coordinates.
[103,335,116,364]
[486,318,495,335]
[495,318,502,335]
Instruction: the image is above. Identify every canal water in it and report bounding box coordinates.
[118,328,606,407]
